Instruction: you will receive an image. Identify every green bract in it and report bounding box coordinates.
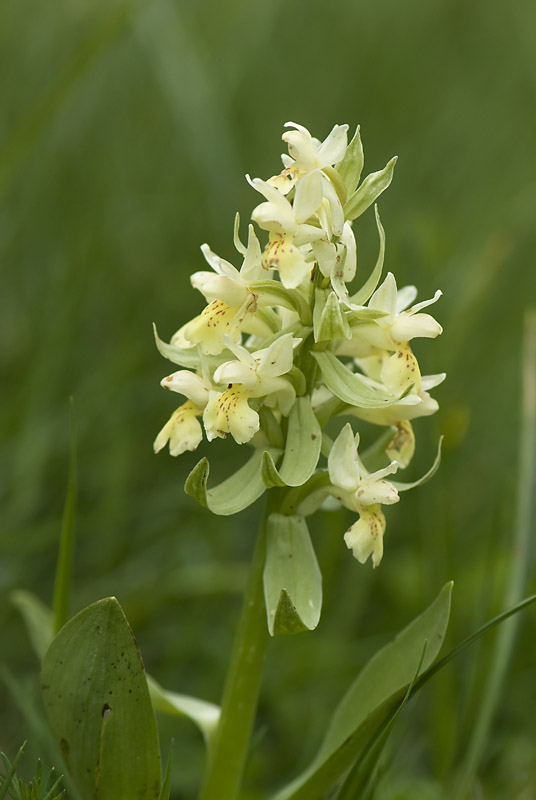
[155,120,445,572]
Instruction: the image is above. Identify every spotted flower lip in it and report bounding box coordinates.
[154,401,204,456]
[202,334,300,445]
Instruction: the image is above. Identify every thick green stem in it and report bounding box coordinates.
[198,500,273,800]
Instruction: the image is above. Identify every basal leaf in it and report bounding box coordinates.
[41,598,161,800]
[263,514,322,636]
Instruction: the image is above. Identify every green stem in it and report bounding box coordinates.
[198,498,273,800]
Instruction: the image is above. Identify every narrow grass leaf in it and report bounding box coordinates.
[157,741,174,800]
[53,397,77,634]
[10,590,54,662]
[336,643,427,800]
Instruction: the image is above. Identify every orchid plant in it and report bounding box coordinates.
[15,121,470,800]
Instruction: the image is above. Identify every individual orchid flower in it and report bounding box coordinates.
[155,369,212,456]
[268,121,349,194]
[154,401,205,456]
[203,333,299,444]
[345,273,442,394]
[328,423,399,567]
[190,225,264,308]
[179,295,258,356]
[249,172,327,289]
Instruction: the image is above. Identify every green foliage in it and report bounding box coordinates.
[0,746,64,800]
[261,399,322,489]
[263,514,322,636]
[41,599,161,800]
[2,0,536,796]
[273,583,452,799]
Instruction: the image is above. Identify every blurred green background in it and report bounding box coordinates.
[1,0,535,797]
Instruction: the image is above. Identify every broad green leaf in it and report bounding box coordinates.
[10,590,54,661]
[41,598,161,800]
[248,280,313,325]
[337,644,427,800]
[336,125,364,195]
[273,582,452,800]
[261,398,321,488]
[313,290,351,343]
[185,448,277,515]
[349,205,386,306]
[147,675,219,750]
[312,351,397,408]
[392,436,443,491]
[344,156,397,222]
[263,514,322,636]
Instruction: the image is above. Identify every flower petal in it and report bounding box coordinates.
[190,272,248,307]
[154,401,204,456]
[293,169,323,223]
[203,386,259,444]
[160,370,210,407]
[390,312,443,342]
[395,285,418,313]
[386,420,415,468]
[317,123,349,167]
[381,344,421,395]
[343,505,386,567]
[368,272,398,318]
[328,422,360,492]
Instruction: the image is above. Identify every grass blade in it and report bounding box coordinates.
[52,398,77,635]
[455,309,536,795]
